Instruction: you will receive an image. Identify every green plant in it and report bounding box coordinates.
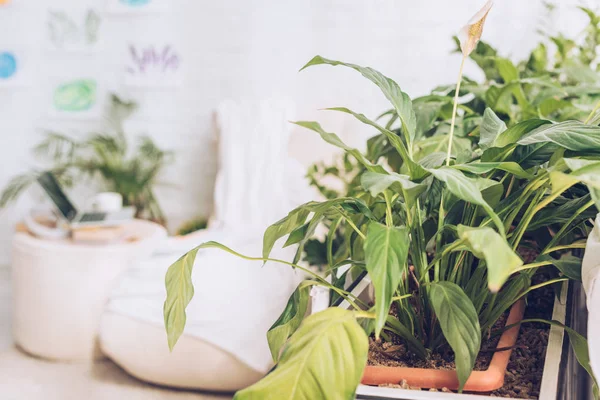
[164,11,600,400]
[1,94,172,225]
[176,216,208,236]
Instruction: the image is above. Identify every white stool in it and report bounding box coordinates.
[11,220,167,361]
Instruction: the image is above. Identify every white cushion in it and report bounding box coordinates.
[100,313,263,391]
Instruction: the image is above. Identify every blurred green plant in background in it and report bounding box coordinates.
[0,94,172,225]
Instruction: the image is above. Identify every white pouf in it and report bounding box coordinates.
[100,313,263,391]
[11,220,167,361]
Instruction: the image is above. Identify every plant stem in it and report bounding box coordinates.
[544,199,595,251]
[584,100,600,124]
[446,55,467,166]
[384,191,394,227]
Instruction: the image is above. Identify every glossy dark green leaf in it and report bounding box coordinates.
[537,254,582,281]
[364,221,410,337]
[429,282,481,392]
[234,308,368,400]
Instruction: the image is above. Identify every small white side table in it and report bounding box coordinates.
[11,220,167,361]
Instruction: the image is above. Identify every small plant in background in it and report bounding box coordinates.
[164,3,600,399]
[176,217,208,236]
[0,94,172,225]
[47,9,101,48]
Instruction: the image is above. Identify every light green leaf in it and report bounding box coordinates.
[301,56,417,148]
[429,282,481,392]
[495,57,519,83]
[457,225,523,292]
[453,161,532,179]
[360,171,426,209]
[267,281,312,361]
[518,121,600,151]
[479,108,507,150]
[428,167,505,236]
[234,308,368,400]
[263,206,311,259]
[164,246,198,351]
[324,107,427,179]
[364,221,410,337]
[292,121,386,174]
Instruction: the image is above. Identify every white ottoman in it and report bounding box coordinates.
[11,220,167,361]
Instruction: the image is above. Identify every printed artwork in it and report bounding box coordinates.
[120,0,152,6]
[47,9,101,51]
[124,45,182,87]
[53,79,97,112]
[107,0,167,14]
[0,52,17,79]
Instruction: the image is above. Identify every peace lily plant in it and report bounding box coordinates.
[165,3,600,399]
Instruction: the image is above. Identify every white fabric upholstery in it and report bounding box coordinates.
[100,98,313,390]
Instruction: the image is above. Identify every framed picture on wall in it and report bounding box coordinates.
[46,77,104,120]
[106,0,169,15]
[122,44,183,88]
[45,9,102,53]
[0,50,30,88]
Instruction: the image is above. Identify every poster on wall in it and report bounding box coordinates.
[46,9,102,53]
[47,78,103,120]
[106,0,169,15]
[123,44,182,88]
[0,50,30,88]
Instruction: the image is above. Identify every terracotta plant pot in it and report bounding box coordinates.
[361,300,526,392]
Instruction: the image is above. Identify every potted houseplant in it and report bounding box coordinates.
[0,94,172,225]
[164,3,600,399]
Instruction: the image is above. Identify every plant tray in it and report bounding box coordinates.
[361,300,526,392]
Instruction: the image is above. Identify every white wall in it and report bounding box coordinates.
[0,0,589,263]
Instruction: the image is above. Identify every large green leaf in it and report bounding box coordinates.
[324,107,427,179]
[518,121,600,151]
[301,56,417,148]
[234,308,368,400]
[537,254,582,281]
[457,225,523,292]
[267,281,312,361]
[453,161,533,179]
[428,167,505,236]
[429,282,481,392]
[164,246,198,350]
[479,108,507,150]
[263,206,311,259]
[364,221,410,336]
[493,119,551,148]
[292,121,386,174]
[360,171,426,209]
[495,57,519,83]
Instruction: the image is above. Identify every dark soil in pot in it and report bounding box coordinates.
[368,271,555,399]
